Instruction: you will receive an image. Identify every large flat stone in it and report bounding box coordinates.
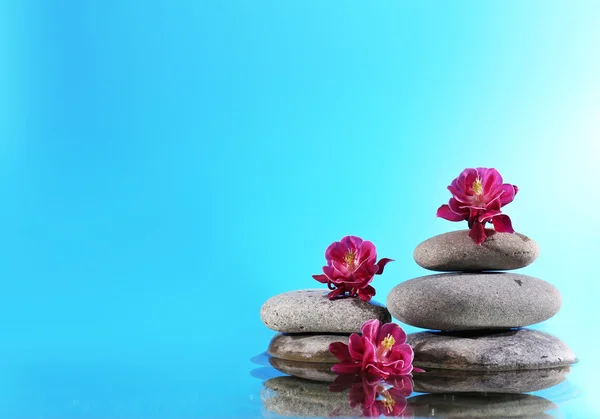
[268,357,337,382]
[414,230,539,271]
[261,289,391,333]
[412,366,570,393]
[387,273,561,330]
[267,333,347,363]
[407,329,577,371]
[407,393,557,418]
[261,376,361,417]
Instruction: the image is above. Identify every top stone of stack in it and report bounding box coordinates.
[413,229,539,272]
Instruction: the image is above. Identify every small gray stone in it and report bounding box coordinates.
[387,273,561,330]
[413,366,570,393]
[261,376,361,417]
[408,329,577,371]
[261,289,391,333]
[267,333,348,363]
[414,229,539,272]
[407,393,557,418]
[268,357,337,382]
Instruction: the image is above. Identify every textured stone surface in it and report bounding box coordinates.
[414,229,539,271]
[407,393,557,418]
[268,357,337,382]
[387,273,561,330]
[267,333,347,363]
[413,366,570,393]
[261,289,391,333]
[408,329,577,371]
[261,376,361,417]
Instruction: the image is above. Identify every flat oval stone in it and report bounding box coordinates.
[407,393,557,419]
[387,273,561,330]
[268,357,337,382]
[407,329,577,371]
[261,289,391,333]
[414,230,539,271]
[412,366,570,393]
[267,333,348,363]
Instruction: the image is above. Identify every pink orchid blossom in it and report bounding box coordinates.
[437,167,518,245]
[330,374,413,417]
[312,236,393,301]
[329,320,420,379]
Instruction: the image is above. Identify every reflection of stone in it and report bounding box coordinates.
[407,393,558,418]
[267,333,347,363]
[408,329,577,370]
[268,357,337,382]
[261,376,361,417]
[413,366,570,394]
[260,289,390,333]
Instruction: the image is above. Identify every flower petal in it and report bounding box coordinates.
[348,333,366,360]
[360,319,381,343]
[436,204,465,222]
[332,362,362,375]
[312,274,329,283]
[329,342,351,361]
[469,222,487,245]
[378,322,407,346]
[358,285,376,302]
[492,214,515,233]
[376,258,394,275]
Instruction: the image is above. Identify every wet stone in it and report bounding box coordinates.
[261,376,361,417]
[408,329,577,371]
[261,289,391,333]
[268,357,337,382]
[267,333,347,363]
[412,366,570,394]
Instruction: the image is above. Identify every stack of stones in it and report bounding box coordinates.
[386,229,577,393]
[259,289,391,382]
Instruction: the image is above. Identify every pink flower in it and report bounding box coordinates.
[329,320,419,379]
[330,374,413,417]
[312,236,392,301]
[437,167,518,245]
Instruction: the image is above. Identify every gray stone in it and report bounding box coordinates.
[268,357,337,382]
[261,376,361,417]
[408,329,577,371]
[387,273,561,330]
[414,229,540,271]
[413,366,570,393]
[267,333,348,363]
[407,393,557,418]
[261,289,391,333]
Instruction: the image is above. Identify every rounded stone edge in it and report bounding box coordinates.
[413,230,540,272]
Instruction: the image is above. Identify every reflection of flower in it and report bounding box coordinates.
[329,320,420,378]
[330,373,413,417]
[312,236,392,301]
[437,167,518,245]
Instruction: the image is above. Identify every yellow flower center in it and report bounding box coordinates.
[472,177,484,195]
[344,249,356,267]
[383,393,395,413]
[381,334,395,350]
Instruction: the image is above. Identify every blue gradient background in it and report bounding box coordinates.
[1,1,599,417]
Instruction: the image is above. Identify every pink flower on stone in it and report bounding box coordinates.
[437,167,518,245]
[312,236,393,301]
[329,320,419,379]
